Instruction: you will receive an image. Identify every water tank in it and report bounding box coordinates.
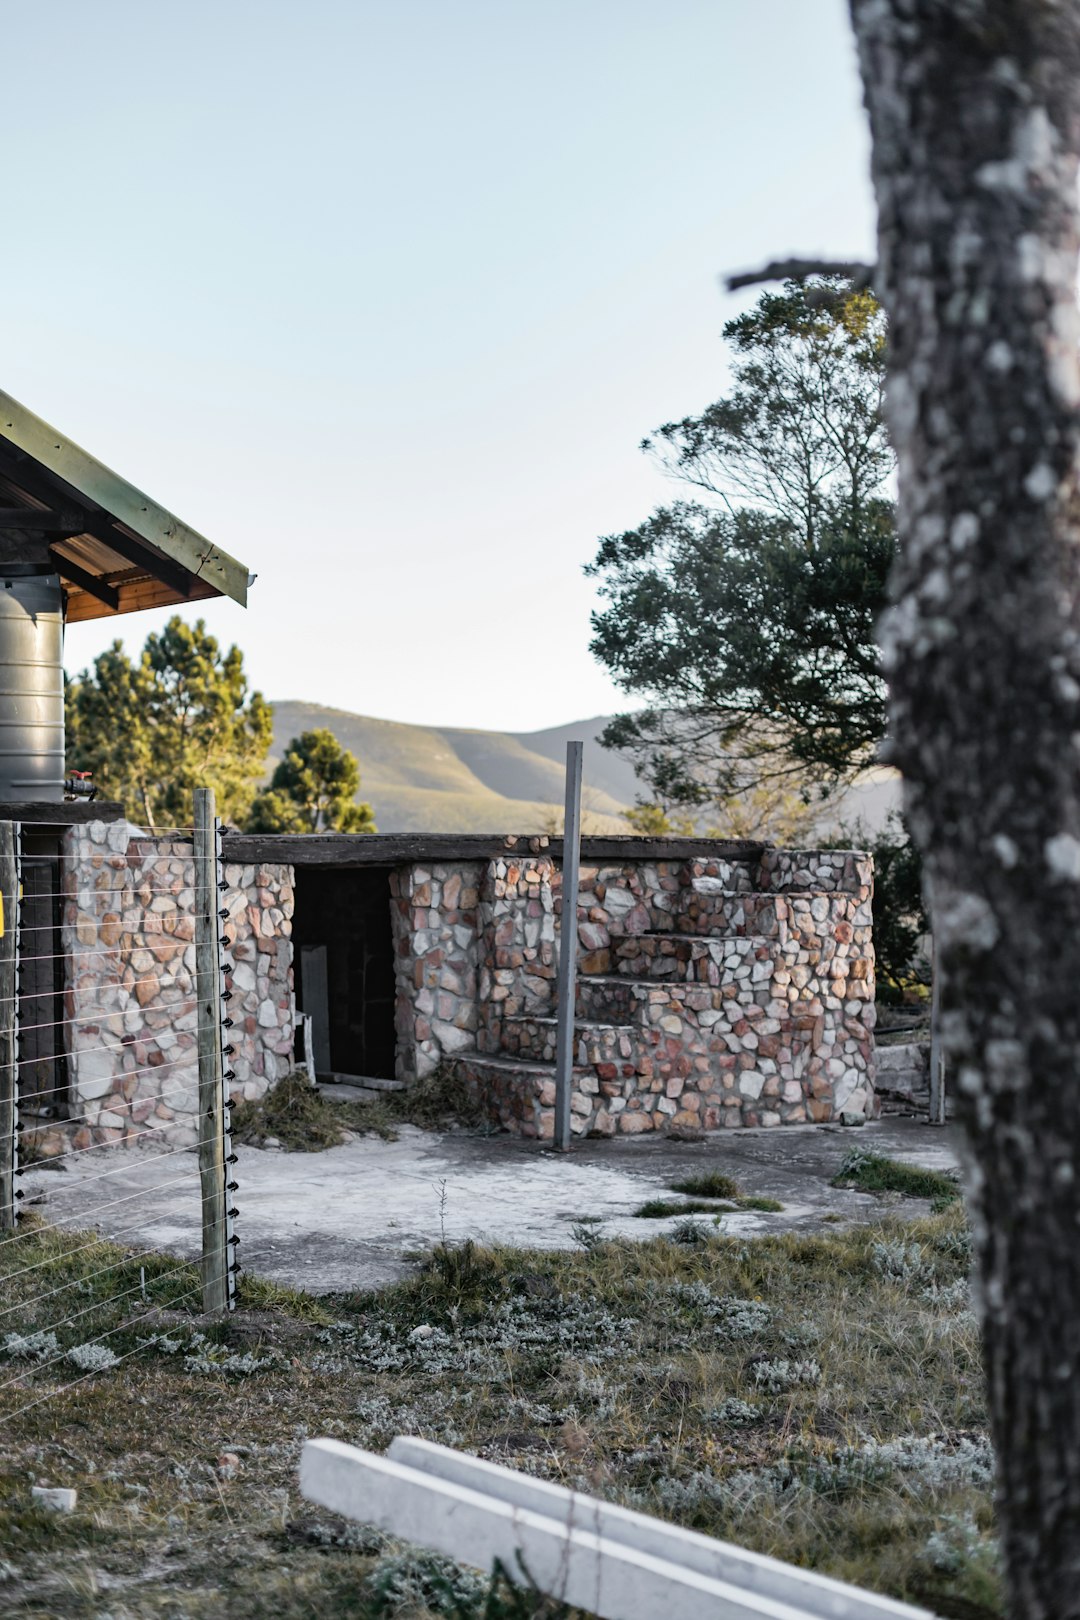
[0,567,65,802]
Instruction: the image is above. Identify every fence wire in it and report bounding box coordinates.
[0,807,241,1431]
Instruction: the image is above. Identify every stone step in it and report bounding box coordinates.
[500,1013,635,1070]
[610,933,768,986]
[316,1074,407,1104]
[672,889,785,939]
[446,1051,576,1140]
[450,1049,690,1141]
[501,1010,637,1062]
[575,976,640,1024]
[584,886,866,947]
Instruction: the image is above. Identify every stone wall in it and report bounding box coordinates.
[220,859,296,1101]
[476,854,558,1055]
[451,847,876,1138]
[61,822,294,1148]
[57,830,874,1146]
[390,861,482,1081]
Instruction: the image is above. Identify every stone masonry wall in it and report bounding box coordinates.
[391,861,482,1081]
[476,853,558,1055]
[61,822,293,1148]
[58,832,872,1147]
[453,847,875,1138]
[220,859,296,1102]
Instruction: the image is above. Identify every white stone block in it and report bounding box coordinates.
[32,1486,77,1512]
[107,820,133,854]
[74,1049,119,1099]
[431,1020,473,1054]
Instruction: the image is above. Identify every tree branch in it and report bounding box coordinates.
[724,258,875,293]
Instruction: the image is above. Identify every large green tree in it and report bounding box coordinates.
[247,728,376,833]
[65,616,272,829]
[587,281,894,809]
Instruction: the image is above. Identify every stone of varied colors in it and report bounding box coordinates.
[53,828,873,1148]
[440,848,876,1137]
[61,821,294,1148]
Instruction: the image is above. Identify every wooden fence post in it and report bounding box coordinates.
[0,821,17,1231]
[194,788,229,1312]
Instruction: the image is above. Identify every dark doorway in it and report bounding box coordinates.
[18,833,68,1118]
[291,866,396,1081]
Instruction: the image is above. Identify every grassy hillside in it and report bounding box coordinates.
[268,702,634,834]
[268,701,903,839]
[508,715,643,808]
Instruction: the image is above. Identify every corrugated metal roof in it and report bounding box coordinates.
[0,389,251,621]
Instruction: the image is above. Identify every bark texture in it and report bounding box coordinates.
[849,2,1080,1612]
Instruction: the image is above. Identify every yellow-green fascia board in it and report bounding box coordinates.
[0,389,249,608]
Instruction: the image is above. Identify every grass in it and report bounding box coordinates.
[634,1198,733,1219]
[0,1204,997,1619]
[0,1211,997,1613]
[670,1172,740,1199]
[635,1175,785,1221]
[231,1067,489,1152]
[831,1149,962,1207]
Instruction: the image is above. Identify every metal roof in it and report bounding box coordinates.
[0,389,250,621]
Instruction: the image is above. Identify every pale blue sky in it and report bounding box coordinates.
[6,0,874,731]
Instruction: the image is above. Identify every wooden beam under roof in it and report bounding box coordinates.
[0,507,86,534]
[0,442,198,602]
[46,548,120,611]
[62,571,219,623]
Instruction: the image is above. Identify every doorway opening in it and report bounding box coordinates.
[291,866,397,1082]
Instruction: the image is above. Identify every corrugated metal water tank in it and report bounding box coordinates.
[0,569,65,801]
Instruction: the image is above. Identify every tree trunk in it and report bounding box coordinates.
[849,3,1080,1613]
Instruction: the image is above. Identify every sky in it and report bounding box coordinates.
[5,0,875,734]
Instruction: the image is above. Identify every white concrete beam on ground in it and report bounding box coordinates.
[386,1437,929,1620]
[300,1438,932,1620]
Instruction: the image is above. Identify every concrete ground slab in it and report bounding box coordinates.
[20,1117,962,1295]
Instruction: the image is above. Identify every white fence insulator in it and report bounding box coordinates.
[300,1436,934,1620]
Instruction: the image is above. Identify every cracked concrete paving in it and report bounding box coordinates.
[20,1116,961,1295]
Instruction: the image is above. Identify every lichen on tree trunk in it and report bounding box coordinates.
[849,1,1080,1613]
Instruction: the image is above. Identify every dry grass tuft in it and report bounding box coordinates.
[232,1067,489,1153]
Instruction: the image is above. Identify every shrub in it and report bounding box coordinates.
[65,1342,120,1372]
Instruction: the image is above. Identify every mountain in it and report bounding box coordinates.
[267,703,638,834]
[268,701,903,839]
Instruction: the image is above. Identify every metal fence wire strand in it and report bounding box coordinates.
[0,797,240,1429]
[0,1249,273,1431]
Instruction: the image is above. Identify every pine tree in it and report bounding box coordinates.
[247,728,376,833]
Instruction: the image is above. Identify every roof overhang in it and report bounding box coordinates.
[0,389,250,622]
